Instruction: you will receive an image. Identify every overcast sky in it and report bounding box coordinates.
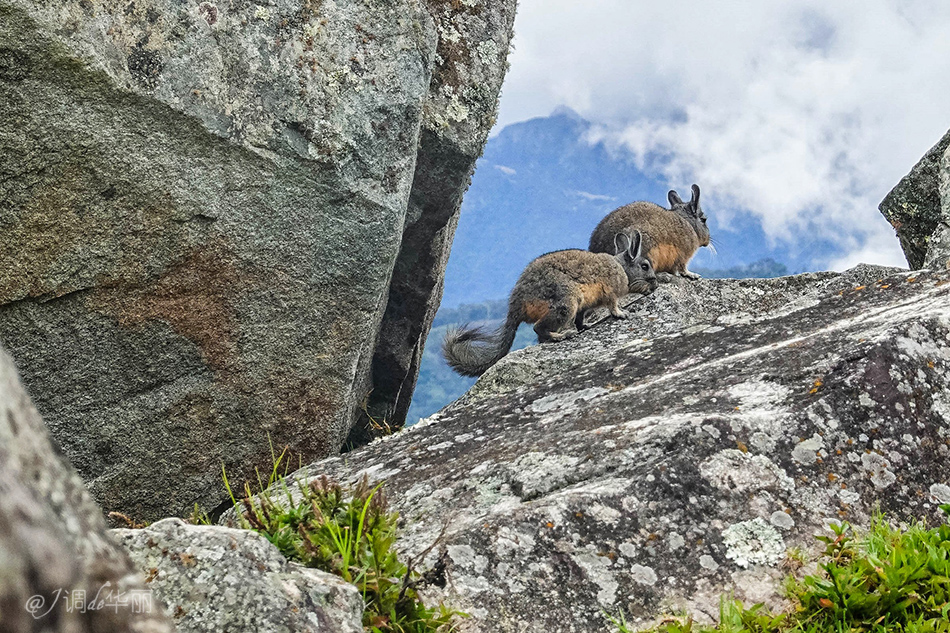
[494,0,950,269]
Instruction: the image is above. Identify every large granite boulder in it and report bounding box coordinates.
[879,128,950,270]
[256,265,950,632]
[114,518,364,633]
[0,0,515,521]
[0,347,173,633]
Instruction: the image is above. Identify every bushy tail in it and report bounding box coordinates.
[442,309,522,377]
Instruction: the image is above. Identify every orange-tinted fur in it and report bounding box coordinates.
[523,300,550,323]
[578,282,611,308]
[647,244,681,272]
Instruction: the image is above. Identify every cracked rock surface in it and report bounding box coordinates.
[114,518,364,633]
[254,265,950,632]
[0,0,515,521]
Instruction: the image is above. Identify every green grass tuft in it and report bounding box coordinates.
[227,446,462,633]
[613,506,950,633]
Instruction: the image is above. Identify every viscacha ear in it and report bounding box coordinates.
[613,232,631,255]
[689,184,701,213]
[668,190,684,206]
[629,229,643,259]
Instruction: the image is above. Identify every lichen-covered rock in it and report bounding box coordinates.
[879,128,950,269]
[0,0,514,521]
[0,347,173,633]
[258,266,950,632]
[114,518,363,633]
[353,0,517,442]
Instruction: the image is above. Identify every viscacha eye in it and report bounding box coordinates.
[641,263,649,271]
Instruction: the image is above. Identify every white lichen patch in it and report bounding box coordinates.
[839,488,861,505]
[792,434,825,465]
[253,5,271,20]
[700,449,795,494]
[861,452,896,489]
[494,527,536,559]
[475,39,499,66]
[728,380,791,411]
[527,387,609,414]
[630,564,658,586]
[750,431,776,452]
[668,532,685,551]
[933,392,950,422]
[722,519,786,568]
[445,95,469,122]
[588,503,622,525]
[572,549,618,606]
[354,462,401,482]
[930,483,950,504]
[769,511,794,530]
[699,554,720,571]
[505,451,581,500]
[447,544,488,574]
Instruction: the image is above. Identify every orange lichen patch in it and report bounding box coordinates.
[809,379,823,395]
[523,300,550,323]
[647,243,680,273]
[578,282,610,308]
[90,244,244,370]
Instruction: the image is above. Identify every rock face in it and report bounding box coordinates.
[879,128,950,270]
[0,347,173,633]
[353,0,517,445]
[0,0,515,520]
[114,518,364,633]
[266,266,950,632]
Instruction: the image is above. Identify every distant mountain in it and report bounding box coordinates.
[441,108,840,308]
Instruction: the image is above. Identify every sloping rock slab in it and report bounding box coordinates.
[879,128,950,269]
[259,267,950,632]
[114,518,363,633]
[0,347,173,633]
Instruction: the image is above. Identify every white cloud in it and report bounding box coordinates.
[494,164,517,176]
[498,0,950,269]
[572,190,617,202]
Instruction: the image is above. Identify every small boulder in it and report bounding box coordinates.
[114,518,364,633]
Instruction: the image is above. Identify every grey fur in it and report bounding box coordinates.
[589,184,710,280]
[443,236,656,376]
